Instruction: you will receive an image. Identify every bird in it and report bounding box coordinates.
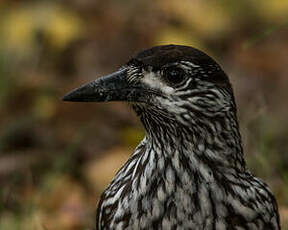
[63,44,280,230]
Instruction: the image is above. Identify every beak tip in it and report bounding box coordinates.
[62,93,72,102]
[62,90,79,102]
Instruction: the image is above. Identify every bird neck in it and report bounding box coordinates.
[134,105,246,174]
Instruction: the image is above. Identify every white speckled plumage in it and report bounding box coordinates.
[63,45,280,230]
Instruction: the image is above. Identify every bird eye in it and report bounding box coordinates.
[164,67,186,85]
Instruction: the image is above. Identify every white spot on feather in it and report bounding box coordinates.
[142,71,174,94]
[157,185,166,201]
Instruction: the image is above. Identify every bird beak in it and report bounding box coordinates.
[63,68,143,103]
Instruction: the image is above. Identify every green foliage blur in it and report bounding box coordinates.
[0,0,288,229]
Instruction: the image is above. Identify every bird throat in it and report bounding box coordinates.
[132,103,246,175]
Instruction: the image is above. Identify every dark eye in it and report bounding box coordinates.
[164,67,186,85]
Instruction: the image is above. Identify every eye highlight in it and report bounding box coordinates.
[163,67,186,85]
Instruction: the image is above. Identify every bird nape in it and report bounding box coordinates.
[63,45,280,230]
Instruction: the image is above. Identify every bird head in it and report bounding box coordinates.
[63,45,235,129]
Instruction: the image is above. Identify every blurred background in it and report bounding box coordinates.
[0,0,288,229]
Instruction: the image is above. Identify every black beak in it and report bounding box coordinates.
[63,68,143,103]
